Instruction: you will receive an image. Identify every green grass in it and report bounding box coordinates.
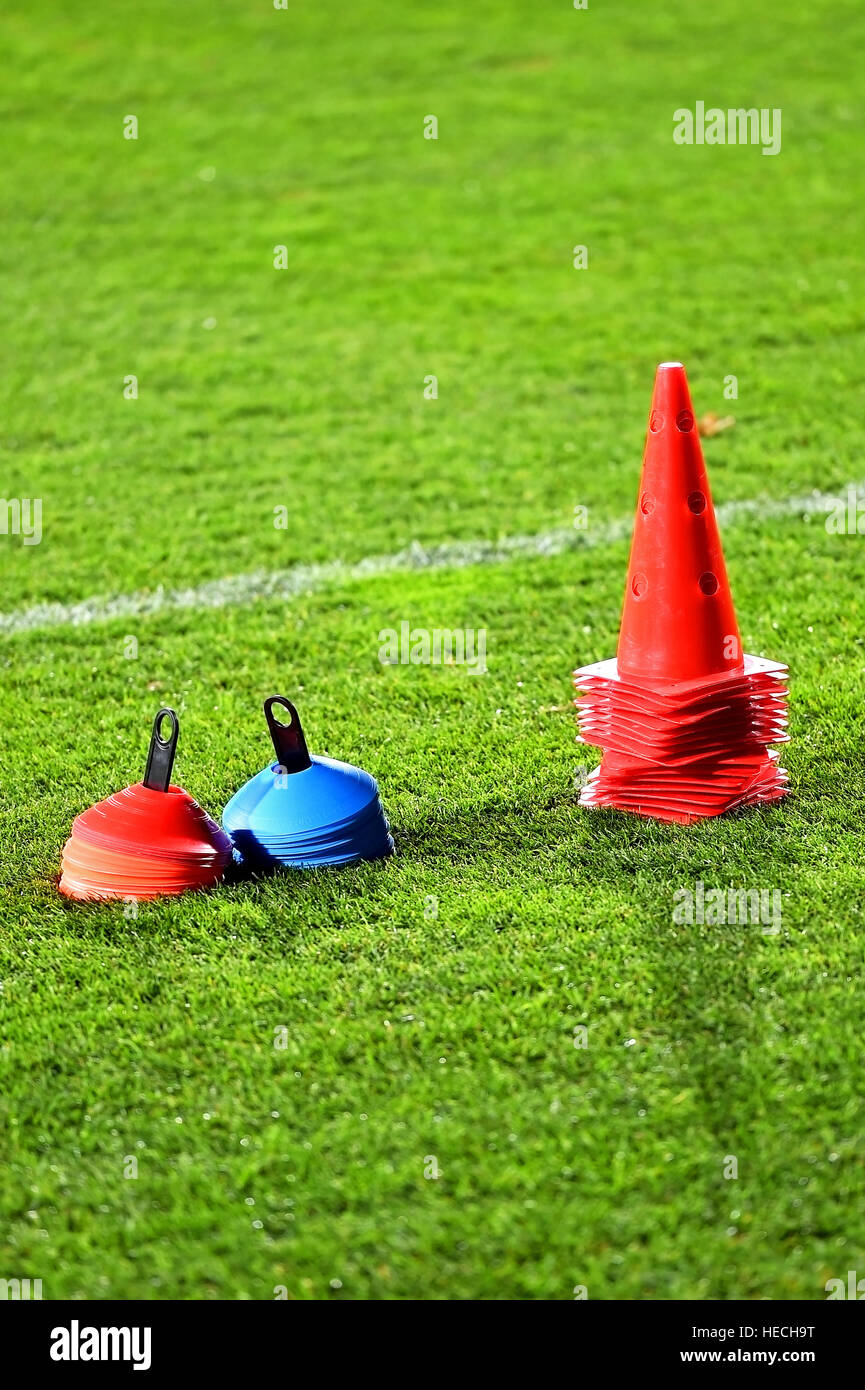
[1,0,864,1300]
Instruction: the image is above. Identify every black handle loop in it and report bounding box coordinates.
[264,696,312,774]
[143,707,179,792]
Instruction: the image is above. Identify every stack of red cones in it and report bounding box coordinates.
[573,362,789,825]
[59,709,232,900]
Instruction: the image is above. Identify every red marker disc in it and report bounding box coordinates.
[59,709,231,901]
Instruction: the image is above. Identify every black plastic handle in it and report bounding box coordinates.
[264,696,311,774]
[143,707,179,792]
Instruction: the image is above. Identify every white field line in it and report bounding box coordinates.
[0,485,856,639]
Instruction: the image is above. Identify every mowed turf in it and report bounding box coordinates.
[1,0,864,1299]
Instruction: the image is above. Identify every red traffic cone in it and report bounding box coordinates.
[617,362,742,683]
[573,362,788,825]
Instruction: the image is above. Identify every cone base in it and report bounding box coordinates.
[574,651,789,825]
[579,756,788,824]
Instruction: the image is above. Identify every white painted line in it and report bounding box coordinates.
[0,485,856,638]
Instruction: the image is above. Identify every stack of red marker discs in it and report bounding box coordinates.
[573,362,789,825]
[59,709,232,900]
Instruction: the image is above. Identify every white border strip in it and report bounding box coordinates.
[0,486,853,638]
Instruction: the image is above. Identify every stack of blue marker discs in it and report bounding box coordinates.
[222,697,394,871]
